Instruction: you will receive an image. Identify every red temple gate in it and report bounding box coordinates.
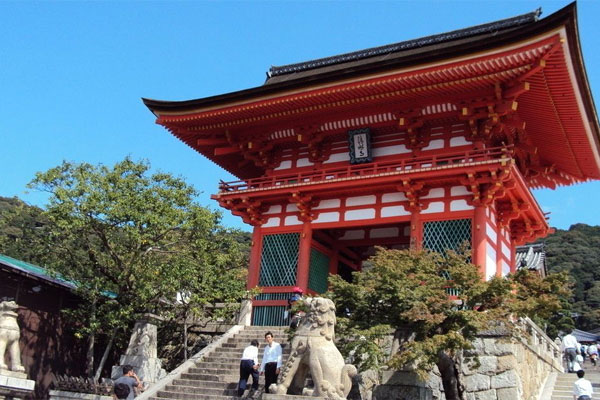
[144,4,600,325]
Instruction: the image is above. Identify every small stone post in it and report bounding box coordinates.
[237,300,252,326]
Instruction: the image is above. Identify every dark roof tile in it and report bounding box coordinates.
[268,9,541,79]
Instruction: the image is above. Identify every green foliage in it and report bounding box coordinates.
[507,268,573,338]
[327,246,570,386]
[25,157,250,349]
[327,247,512,378]
[539,224,600,331]
[0,196,53,264]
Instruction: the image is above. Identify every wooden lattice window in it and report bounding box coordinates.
[259,233,300,287]
[308,248,330,294]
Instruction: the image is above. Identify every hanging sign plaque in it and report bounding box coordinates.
[348,128,372,164]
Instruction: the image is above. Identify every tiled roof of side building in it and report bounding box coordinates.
[515,243,546,273]
[0,253,77,290]
[267,9,541,79]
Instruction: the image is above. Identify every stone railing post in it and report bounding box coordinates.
[237,300,252,326]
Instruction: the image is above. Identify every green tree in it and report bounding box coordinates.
[0,196,52,263]
[28,158,249,377]
[507,268,573,338]
[327,248,512,400]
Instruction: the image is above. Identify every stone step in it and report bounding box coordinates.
[173,375,265,384]
[169,379,238,389]
[186,368,256,377]
[154,390,238,400]
[180,363,237,376]
[163,384,238,396]
[212,347,291,355]
[150,325,291,400]
[153,397,236,400]
[548,371,600,399]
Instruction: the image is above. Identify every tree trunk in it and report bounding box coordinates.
[436,352,464,400]
[94,328,117,381]
[86,334,95,378]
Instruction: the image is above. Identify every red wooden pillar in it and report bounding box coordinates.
[296,222,313,292]
[473,205,487,277]
[247,225,263,289]
[410,209,422,250]
[496,223,503,277]
[510,242,516,274]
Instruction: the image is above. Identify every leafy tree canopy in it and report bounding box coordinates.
[327,247,571,400]
[24,158,250,375]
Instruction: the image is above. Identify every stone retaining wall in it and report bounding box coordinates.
[364,318,562,400]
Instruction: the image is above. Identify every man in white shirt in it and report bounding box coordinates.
[238,339,259,397]
[259,331,282,393]
[573,370,593,400]
[563,331,579,373]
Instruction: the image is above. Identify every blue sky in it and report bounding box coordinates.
[1,1,599,232]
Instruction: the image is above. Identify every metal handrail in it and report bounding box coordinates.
[218,145,513,193]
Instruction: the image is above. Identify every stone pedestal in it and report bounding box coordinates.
[110,314,166,385]
[0,371,35,400]
[0,301,34,399]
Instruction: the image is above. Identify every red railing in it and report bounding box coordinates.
[218,145,513,193]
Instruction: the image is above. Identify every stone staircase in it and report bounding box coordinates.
[148,326,289,400]
[546,369,600,399]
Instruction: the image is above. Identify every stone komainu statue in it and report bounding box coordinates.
[271,297,357,399]
[0,301,25,373]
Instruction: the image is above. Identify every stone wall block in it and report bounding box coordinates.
[496,355,516,373]
[496,387,519,400]
[462,356,498,376]
[491,370,518,389]
[483,339,513,356]
[473,389,497,400]
[465,338,485,356]
[477,356,498,375]
[464,374,491,391]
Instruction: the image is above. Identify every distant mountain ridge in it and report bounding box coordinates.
[541,223,600,331]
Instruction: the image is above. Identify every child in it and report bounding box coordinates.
[574,354,584,372]
[573,369,593,400]
[113,382,130,400]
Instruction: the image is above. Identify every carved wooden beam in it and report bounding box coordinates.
[399,179,426,212]
[290,192,319,223]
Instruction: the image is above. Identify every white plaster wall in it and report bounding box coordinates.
[381,205,410,217]
[422,201,445,214]
[345,208,376,221]
[313,212,340,224]
[346,195,377,207]
[263,217,281,228]
[486,242,497,281]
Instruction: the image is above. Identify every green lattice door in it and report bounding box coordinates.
[258,233,300,287]
[423,219,472,254]
[254,233,300,326]
[308,248,330,293]
[423,219,472,296]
